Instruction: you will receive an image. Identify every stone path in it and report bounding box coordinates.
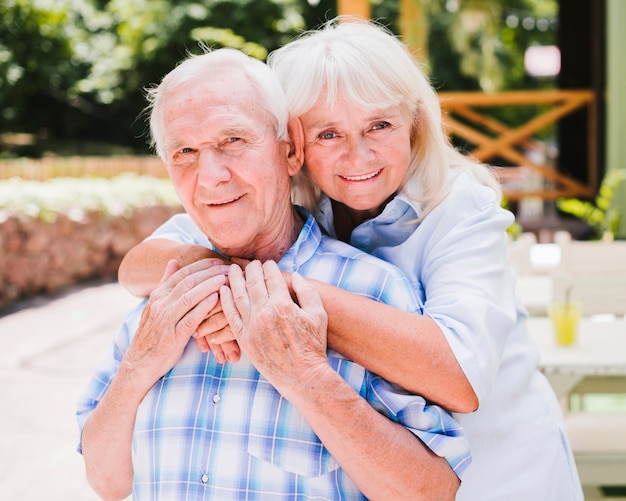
[0,280,139,501]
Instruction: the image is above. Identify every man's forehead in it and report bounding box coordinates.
[162,97,270,150]
[170,74,255,108]
[164,80,262,123]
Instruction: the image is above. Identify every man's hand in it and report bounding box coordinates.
[220,261,329,400]
[122,258,229,388]
[158,258,240,364]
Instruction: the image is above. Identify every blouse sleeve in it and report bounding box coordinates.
[417,172,519,403]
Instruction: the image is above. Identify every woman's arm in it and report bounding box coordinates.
[118,239,226,296]
[313,280,477,413]
[120,240,476,412]
[221,262,462,500]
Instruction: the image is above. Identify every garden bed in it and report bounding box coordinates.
[0,175,182,309]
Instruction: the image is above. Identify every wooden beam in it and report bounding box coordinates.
[399,0,429,63]
[439,90,598,200]
[337,0,370,19]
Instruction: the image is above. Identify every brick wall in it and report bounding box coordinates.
[0,206,182,310]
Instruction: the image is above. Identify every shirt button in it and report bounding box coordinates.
[212,393,221,404]
[201,473,209,484]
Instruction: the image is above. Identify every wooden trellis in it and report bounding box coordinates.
[439,90,597,200]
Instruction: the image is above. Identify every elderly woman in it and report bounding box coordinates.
[119,17,582,500]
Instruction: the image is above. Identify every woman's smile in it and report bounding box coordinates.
[340,168,383,182]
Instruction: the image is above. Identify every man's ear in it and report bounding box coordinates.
[286,117,305,176]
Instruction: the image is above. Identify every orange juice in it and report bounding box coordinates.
[549,303,581,346]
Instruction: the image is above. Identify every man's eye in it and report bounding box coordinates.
[226,137,241,143]
[318,131,336,140]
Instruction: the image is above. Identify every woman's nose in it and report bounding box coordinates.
[344,135,374,165]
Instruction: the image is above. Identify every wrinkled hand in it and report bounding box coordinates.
[161,258,239,363]
[220,261,329,400]
[192,256,252,363]
[193,302,242,363]
[122,258,229,387]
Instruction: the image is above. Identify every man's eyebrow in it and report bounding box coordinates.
[221,126,248,136]
[165,138,186,152]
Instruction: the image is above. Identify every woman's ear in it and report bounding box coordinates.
[286,117,305,176]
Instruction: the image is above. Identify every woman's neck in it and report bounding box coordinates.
[331,199,381,243]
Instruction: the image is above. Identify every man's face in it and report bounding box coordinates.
[161,69,295,259]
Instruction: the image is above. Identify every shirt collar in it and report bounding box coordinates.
[279,207,321,272]
[315,193,420,251]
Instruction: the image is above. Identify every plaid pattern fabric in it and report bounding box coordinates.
[77,211,470,500]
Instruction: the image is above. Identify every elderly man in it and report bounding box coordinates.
[77,49,469,501]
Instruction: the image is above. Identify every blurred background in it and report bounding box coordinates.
[1,1,626,500]
[1,0,561,158]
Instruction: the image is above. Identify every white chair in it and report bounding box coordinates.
[507,232,537,275]
[558,240,626,275]
[565,413,626,488]
[550,243,626,490]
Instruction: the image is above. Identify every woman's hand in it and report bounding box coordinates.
[192,256,252,363]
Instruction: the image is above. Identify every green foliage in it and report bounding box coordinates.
[427,0,558,93]
[0,0,560,157]
[0,0,86,131]
[501,194,523,239]
[191,27,268,60]
[0,174,180,222]
[556,169,626,240]
[0,0,306,155]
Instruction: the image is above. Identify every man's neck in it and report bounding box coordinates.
[231,207,304,263]
[263,208,304,262]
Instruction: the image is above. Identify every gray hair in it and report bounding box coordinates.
[268,17,500,217]
[146,48,290,162]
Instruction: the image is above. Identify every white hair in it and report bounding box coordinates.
[146,48,289,161]
[268,17,501,217]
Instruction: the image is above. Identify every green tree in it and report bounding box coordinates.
[0,0,560,158]
[0,0,88,139]
[1,0,307,156]
[426,0,559,93]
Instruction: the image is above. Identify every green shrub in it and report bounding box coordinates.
[556,169,626,240]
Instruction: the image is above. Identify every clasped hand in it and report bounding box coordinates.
[220,261,329,397]
[122,258,231,386]
[125,257,329,396]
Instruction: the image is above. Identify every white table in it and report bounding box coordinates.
[527,316,626,397]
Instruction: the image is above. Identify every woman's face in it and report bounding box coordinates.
[300,92,413,219]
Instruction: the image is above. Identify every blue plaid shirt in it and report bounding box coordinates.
[77,210,470,500]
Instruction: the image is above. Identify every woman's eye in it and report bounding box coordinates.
[179,147,194,154]
[318,131,336,140]
[226,137,241,143]
[372,121,391,131]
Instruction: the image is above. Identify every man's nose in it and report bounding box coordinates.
[197,148,232,186]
